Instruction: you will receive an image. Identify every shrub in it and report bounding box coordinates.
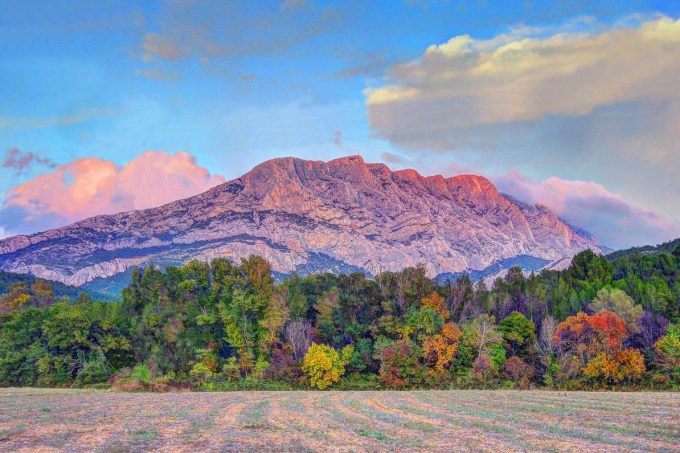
[189,362,214,381]
[75,354,111,386]
[222,357,241,382]
[130,364,150,383]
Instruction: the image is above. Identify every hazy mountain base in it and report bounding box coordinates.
[81,253,554,298]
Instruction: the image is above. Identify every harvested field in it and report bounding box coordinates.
[0,388,678,452]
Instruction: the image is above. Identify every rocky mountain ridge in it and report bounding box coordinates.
[0,155,600,287]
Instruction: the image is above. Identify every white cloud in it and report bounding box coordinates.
[366,15,680,148]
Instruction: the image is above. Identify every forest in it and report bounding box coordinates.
[0,246,678,391]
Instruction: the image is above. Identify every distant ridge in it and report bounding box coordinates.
[606,238,680,261]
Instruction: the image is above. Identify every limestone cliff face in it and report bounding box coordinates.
[0,156,600,286]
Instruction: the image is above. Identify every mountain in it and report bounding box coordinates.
[0,155,600,288]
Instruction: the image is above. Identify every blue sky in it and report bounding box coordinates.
[1,0,680,248]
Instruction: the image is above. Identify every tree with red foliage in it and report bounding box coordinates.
[553,310,626,357]
[503,357,535,389]
[378,339,422,388]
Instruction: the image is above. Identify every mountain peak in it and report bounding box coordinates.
[328,154,365,165]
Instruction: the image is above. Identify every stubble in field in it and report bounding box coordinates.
[0,388,678,452]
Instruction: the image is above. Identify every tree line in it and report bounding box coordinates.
[1,247,678,390]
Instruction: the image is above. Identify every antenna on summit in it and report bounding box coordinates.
[357,149,360,156]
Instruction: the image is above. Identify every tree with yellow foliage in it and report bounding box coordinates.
[583,349,645,384]
[301,343,349,389]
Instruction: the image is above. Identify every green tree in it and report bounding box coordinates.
[403,307,444,344]
[590,288,643,335]
[499,311,536,356]
[655,323,680,383]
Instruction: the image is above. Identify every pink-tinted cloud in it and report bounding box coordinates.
[446,162,477,176]
[0,150,225,237]
[495,171,680,249]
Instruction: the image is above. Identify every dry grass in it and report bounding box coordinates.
[0,388,678,452]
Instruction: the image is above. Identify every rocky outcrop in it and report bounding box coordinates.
[0,155,600,286]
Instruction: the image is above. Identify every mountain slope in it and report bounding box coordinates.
[0,156,600,286]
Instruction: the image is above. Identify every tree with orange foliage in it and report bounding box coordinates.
[587,310,627,351]
[422,322,461,374]
[554,310,644,386]
[421,292,449,320]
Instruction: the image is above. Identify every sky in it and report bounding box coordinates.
[1,0,679,249]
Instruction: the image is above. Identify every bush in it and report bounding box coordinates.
[130,364,150,383]
[189,362,215,381]
[110,364,190,392]
[468,354,498,388]
[75,355,111,386]
[336,374,381,390]
[222,357,241,382]
[655,323,680,383]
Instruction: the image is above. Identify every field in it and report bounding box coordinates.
[0,389,678,452]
